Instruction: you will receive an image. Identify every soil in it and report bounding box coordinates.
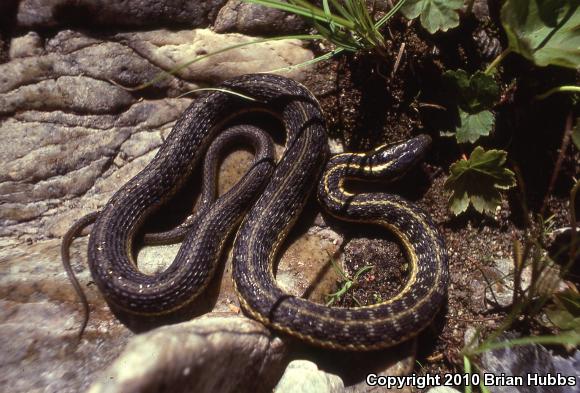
[301,9,579,390]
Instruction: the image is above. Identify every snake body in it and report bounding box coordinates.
[70,74,448,351]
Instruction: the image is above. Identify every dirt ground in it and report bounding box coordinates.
[300,9,579,385]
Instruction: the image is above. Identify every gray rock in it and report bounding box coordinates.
[214,0,309,35]
[483,259,563,310]
[8,31,44,59]
[1,31,189,97]
[274,360,344,393]
[0,237,132,393]
[117,29,313,84]
[0,75,135,115]
[480,333,580,393]
[88,314,287,393]
[16,0,228,29]
[0,28,313,238]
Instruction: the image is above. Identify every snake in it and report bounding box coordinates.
[62,74,448,351]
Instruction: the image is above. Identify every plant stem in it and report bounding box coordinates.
[484,48,511,75]
[536,85,580,100]
[569,179,579,266]
[540,112,574,218]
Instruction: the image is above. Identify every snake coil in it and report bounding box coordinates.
[63,74,448,351]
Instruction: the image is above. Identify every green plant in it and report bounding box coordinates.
[415,0,578,217]
[444,147,516,215]
[400,0,463,34]
[325,255,373,306]
[536,85,580,100]
[500,0,580,69]
[442,70,500,144]
[460,175,580,391]
[245,0,407,59]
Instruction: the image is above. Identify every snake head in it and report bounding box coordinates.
[366,134,432,180]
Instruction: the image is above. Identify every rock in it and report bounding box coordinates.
[214,0,309,35]
[0,238,132,393]
[343,340,417,392]
[117,29,313,84]
[0,75,135,115]
[479,333,580,393]
[15,0,228,29]
[88,314,287,393]
[8,31,44,59]
[274,360,344,393]
[0,28,314,238]
[426,388,461,393]
[483,259,563,310]
[1,31,189,97]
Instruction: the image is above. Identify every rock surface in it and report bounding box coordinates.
[88,314,287,393]
[274,360,344,393]
[15,0,228,29]
[480,335,580,393]
[215,0,309,35]
[0,28,313,239]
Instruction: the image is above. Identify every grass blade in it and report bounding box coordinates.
[375,0,407,28]
[260,48,344,73]
[468,332,580,355]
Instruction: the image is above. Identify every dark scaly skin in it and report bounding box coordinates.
[233,134,448,350]
[66,74,447,350]
[87,75,327,316]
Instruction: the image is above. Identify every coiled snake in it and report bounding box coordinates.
[62,74,448,351]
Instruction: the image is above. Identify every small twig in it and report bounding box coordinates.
[418,102,447,110]
[426,353,444,362]
[569,180,579,267]
[540,112,574,218]
[391,42,405,77]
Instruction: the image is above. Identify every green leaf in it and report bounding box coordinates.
[545,306,580,332]
[444,69,500,113]
[455,109,495,144]
[444,147,516,215]
[400,0,463,34]
[555,290,580,316]
[501,0,580,69]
